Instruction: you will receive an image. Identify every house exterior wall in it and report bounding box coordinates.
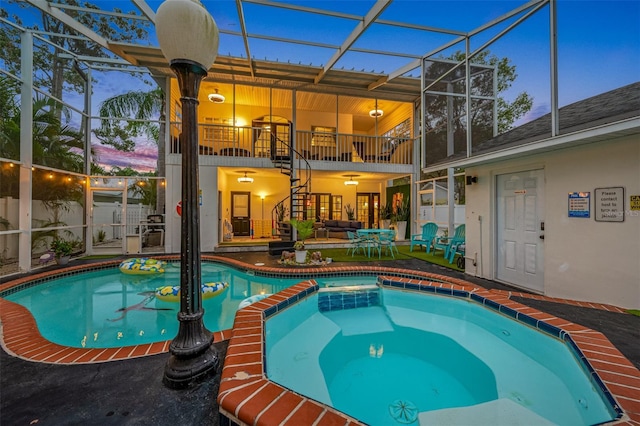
[166,164,219,253]
[465,134,640,309]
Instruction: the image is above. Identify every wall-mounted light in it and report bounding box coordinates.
[369,109,383,118]
[466,176,478,185]
[344,175,359,186]
[238,171,254,183]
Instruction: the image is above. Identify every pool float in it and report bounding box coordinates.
[119,258,167,275]
[238,293,273,309]
[155,281,229,302]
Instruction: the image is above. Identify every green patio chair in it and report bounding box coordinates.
[410,222,439,252]
[346,231,366,257]
[433,224,465,264]
[378,229,399,258]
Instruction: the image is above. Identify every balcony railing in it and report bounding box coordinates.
[169,123,414,165]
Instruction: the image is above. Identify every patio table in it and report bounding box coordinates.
[356,229,394,257]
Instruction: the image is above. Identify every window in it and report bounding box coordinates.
[311,126,336,147]
[305,193,330,221]
[331,195,342,220]
[380,118,411,155]
[203,117,233,142]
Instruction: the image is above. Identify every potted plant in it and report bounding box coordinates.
[344,203,355,220]
[50,238,76,265]
[379,200,392,229]
[289,219,314,263]
[393,199,410,241]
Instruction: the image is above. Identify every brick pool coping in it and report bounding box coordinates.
[1,256,639,424]
[217,277,640,426]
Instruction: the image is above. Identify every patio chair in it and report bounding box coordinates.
[433,224,465,264]
[378,230,399,258]
[410,222,439,252]
[346,231,366,257]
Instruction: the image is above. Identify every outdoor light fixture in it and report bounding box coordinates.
[208,88,225,103]
[369,109,383,118]
[238,171,254,183]
[344,175,359,186]
[156,0,220,389]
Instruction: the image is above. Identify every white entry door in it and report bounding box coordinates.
[496,169,545,292]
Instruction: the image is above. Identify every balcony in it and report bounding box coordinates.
[168,123,415,168]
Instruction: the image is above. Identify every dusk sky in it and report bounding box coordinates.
[6,0,639,172]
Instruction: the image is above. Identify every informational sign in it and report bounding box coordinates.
[595,187,624,222]
[631,195,640,211]
[568,192,590,218]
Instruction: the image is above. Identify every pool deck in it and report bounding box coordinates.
[1,253,639,425]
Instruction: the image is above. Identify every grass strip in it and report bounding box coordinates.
[317,244,463,272]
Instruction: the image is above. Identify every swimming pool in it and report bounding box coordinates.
[265,286,619,425]
[3,262,302,348]
[1,260,384,349]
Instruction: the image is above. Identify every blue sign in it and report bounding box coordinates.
[568,192,590,218]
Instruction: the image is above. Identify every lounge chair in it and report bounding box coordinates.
[410,222,438,252]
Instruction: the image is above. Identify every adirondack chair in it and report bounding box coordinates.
[433,224,465,264]
[410,222,439,253]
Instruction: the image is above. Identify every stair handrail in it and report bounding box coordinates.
[270,130,312,240]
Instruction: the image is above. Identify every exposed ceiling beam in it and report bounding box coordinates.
[368,58,422,91]
[314,0,391,85]
[235,0,255,79]
[24,0,109,49]
[468,0,547,37]
[243,0,361,21]
[131,0,156,23]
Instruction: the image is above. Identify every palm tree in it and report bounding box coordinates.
[96,87,166,213]
[0,76,85,249]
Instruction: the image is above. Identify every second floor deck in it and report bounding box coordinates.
[168,123,417,174]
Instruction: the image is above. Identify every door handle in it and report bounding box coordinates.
[539,235,545,240]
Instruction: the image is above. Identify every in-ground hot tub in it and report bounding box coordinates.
[263,283,621,425]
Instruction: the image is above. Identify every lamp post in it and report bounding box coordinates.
[155,0,220,388]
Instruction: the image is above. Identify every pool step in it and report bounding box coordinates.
[318,285,380,312]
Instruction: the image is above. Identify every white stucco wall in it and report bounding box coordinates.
[166,164,219,253]
[465,134,640,309]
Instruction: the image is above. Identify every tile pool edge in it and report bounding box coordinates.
[2,257,638,423]
[0,255,479,365]
[218,276,638,426]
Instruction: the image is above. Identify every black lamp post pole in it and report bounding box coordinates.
[163,59,218,388]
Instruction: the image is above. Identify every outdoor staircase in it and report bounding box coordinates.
[268,125,312,253]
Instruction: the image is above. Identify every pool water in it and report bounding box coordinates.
[265,288,617,425]
[5,263,301,348]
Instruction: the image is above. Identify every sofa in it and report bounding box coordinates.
[322,220,363,239]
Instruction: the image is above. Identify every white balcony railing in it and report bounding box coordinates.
[169,123,414,165]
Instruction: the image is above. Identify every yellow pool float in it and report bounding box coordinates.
[119,258,167,275]
[155,281,229,302]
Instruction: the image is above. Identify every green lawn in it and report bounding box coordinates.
[319,244,464,271]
